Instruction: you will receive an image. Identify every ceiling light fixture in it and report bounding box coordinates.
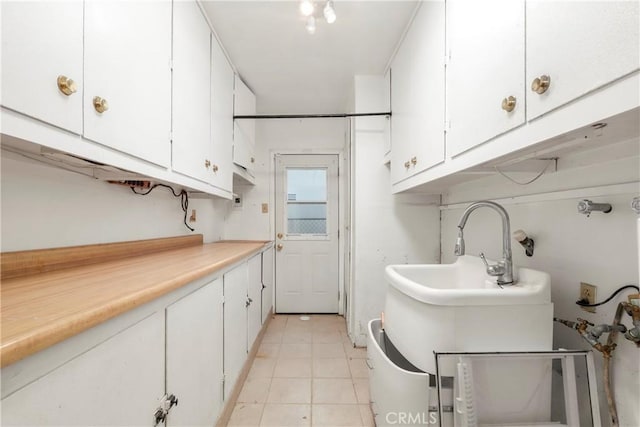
[305,16,316,34]
[300,0,314,17]
[323,0,336,24]
[299,0,336,33]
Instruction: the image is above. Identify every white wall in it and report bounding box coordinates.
[348,76,441,345]
[1,151,225,251]
[440,139,640,427]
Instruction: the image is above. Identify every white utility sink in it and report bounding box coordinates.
[382,255,554,374]
[385,255,551,306]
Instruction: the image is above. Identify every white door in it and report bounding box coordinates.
[275,154,339,313]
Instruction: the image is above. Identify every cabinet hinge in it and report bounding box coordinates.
[153,393,179,427]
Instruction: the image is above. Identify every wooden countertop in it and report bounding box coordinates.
[0,240,270,368]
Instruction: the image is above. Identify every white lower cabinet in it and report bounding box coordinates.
[261,247,274,324]
[1,248,273,426]
[1,311,165,426]
[247,254,263,348]
[223,262,249,399]
[166,279,224,426]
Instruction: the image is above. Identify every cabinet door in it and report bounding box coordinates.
[166,279,224,426]
[172,0,212,183]
[211,35,235,192]
[446,0,525,157]
[233,77,256,176]
[1,312,164,426]
[84,0,171,167]
[223,263,248,399]
[247,254,263,349]
[0,1,83,134]
[261,247,274,324]
[390,1,445,185]
[527,1,639,120]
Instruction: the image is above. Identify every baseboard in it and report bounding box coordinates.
[215,308,273,427]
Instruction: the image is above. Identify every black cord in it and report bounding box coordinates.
[576,284,640,307]
[130,184,194,232]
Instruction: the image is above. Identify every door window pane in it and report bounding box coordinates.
[286,168,327,234]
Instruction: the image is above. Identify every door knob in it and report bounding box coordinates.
[404,160,410,169]
[411,156,417,166]
[205,159,211,168]
[277,233,283,239]
[57,75,77,96]
[212,164,219,172]
[92,96,109,113]
[501,96,517,112]
[531,75,551,94]
[276,244,283,251]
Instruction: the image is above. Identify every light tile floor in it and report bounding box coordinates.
[226,314,374,427]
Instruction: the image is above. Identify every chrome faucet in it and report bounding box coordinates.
[454,200,515,286]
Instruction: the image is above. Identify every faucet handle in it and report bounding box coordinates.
[479,253,505,277]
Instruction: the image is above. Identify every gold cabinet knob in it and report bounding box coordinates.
[404,160,411,169]
[411,156,417,166]
[531,75,551,94]
[501,96,517,112]
[212,164,219,172]
[205,159,211,168]
[92,96,109,113]
[276,243,283,251]
[57,75,77,96]
[277,232,283,239]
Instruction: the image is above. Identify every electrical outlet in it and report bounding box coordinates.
[261,203,269,213]
[189,209,196,223]
[580,282,597,313]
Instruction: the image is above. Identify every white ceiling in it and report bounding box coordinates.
[202,1,419,114]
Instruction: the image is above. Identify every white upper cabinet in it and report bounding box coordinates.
[0,1,83,134]
[84,0,172,167]
[211,35,235,193]
[233,77,257,176]
[390,1,445,186]
[172,0,213,183]
[526,1,640,120]
[446,0,525,157]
